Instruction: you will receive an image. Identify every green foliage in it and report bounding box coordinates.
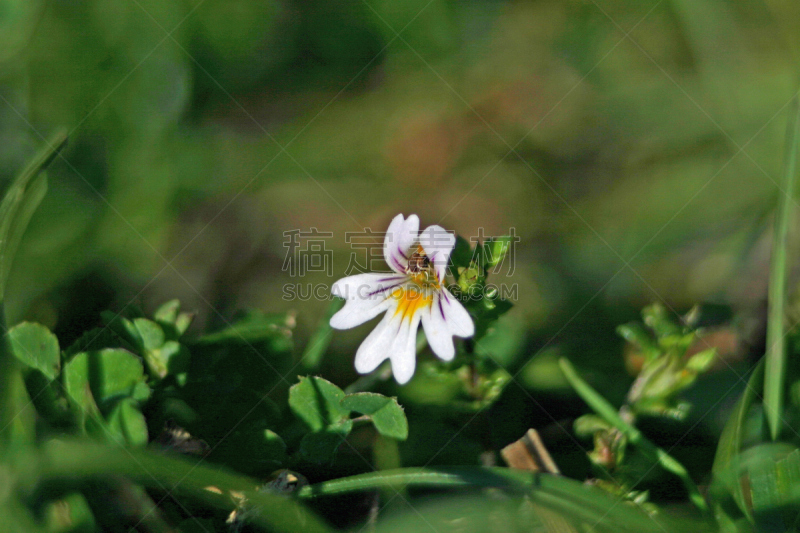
[341,392,409,440]
[764,95,800,442]
[4,3,800,529]
[288,377,410,462]
[620,303,717,420]
[8,322,59,381]
[289,376,353,463]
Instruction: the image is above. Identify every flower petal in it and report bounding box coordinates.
[354,310,398,374]
[330,273,406,329]
[383,214,419,274]
[440,288,474,338]
[418,225,455,283]
[389,312,422,384]
[421,293,456,361]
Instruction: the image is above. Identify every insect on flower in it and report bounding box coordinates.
[330,213,474,384]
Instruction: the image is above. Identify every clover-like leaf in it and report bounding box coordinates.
[154,299,195,339]
[341,392,408,441]
[107,398,149,447]
[64,349,149,412]
[449,235,473,271]
[133,318,165,352]
[289,376,353,463]
[289,376,350,431]
[8,322,60,380]
[100,311,145,351]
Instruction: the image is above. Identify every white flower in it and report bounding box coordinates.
[330,214,475,384]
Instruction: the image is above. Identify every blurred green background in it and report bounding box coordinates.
[1,0,800,473]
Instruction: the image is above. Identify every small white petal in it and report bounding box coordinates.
[418,225,455,283]
[330,273,406,329]
[421,293,456,361]
[389,312,422,384]
[354,310,399,374]
[440,288,474,338]
[331,273,406,301]
[383,214,419,274]
[330,297,393,330]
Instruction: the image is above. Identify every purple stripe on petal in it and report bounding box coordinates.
[438,295,446,320]
[366,279,405,298]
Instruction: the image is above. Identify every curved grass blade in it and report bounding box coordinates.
[0,130,67,448]
[711,360,764,522]
[27,439,332,533]
[297,467,680,532]
[764,95,800,442]
[301,297,343,371]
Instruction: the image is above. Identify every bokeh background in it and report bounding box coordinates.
[2,0,800,493]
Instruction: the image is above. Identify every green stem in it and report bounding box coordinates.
[296,466,534,498]
[296,466,671,532]
[764,94,800,442]
[25,440,332,533]
[301,298,343,371]
[558,358,708,513]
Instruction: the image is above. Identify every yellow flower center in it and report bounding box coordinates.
[392,286,432,322]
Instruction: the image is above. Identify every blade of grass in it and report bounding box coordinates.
[0,130,67,448]
[297,466,674,532]
[711,360,764,522]
[25,439,333,533]
[301,298,343,371]
[558,358,708,513]
[764,95,800,442]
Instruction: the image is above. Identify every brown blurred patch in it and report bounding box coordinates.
[385,111,470,188]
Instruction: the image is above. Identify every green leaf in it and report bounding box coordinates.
[713,442,800,528]
[764,95,800,442]
[100,311,144,351]
[711,360,764,522]
[289,376,350,431]
[8,322,60,380]
[106,398,149,447]
[290,376,353,463]
[686,348,716,373]
[0,130,65,297]
[153,299,181,325]
[0,131,64,447]
[44,493,96,532]
[481,235,512,270]
[153,299,194,340]
[7,373,35,446]
[194,310,293,349]
[641,303,681,337]
[342,392,409,440]
[132,318,165,352]
[616,322,657,354]
[449,235,473,270]
[574,414,611,437]
[64,349,148,412]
